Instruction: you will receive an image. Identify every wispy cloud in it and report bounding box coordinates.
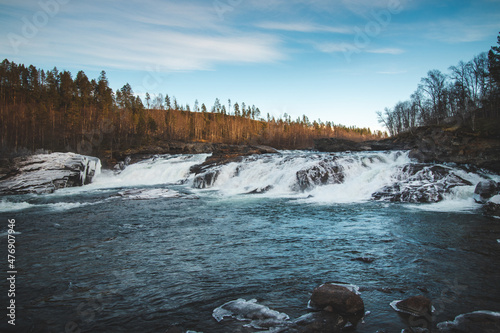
[0,0,285,71]
[256,21,352,34]
[314,42,404,55]
[368,48,405,54]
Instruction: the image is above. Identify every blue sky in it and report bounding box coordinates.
[1,0,499,131]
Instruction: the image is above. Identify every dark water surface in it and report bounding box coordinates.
[1,152,500,332]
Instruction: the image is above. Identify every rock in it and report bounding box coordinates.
[351,257,375,263]
[473,180,500,204]
[212,298,289,330]
[315,126,500,174]
[313,138,372,152]
[390,296,433,318]
[292,312,349,333]
[190,144,277,175]
[484,195,500,217]
[295,161,344,192]
[436,310,500,333]
[192,170,220,189]
[372,164,472,203]
[0,152,101,195]
[309,283,365,326]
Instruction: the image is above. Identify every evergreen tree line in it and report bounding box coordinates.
[0,59,384,156]
[377,33,500,136]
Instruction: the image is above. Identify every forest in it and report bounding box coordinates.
[377,33,500,136]
[0,60,384,157]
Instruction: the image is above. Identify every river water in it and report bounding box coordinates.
[1,151,500,333]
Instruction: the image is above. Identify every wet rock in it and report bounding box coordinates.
[372,164,472,203]
[484,195,500,217]
[212,298,289,330]
[192,170,220,189]
[0,152,100,195]
[391,296,433,318]
[473,180,500,204]
[292,312,349,333]
[309,283,365,326]
[190,144,277,175]
[436,310,500,333]
[248,185,274,194]
[295,161,344,191]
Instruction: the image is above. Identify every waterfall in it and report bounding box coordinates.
[90,151,497,206]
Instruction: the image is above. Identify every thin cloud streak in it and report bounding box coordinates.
[0,1,285,72]
[256,21,352,34]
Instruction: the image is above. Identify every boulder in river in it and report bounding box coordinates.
[473,180,500,204]
[484,195,500,217]
[309,283,365,327]
[390,295,433,318]
[372,164,472,203]
[0,152,101,195]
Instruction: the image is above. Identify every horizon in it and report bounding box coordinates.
[1,0,499,132]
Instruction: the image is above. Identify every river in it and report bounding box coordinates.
[1,151,499,332]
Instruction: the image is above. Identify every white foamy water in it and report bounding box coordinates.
[198,151,412,201]
[304,151,412,203]
[0,199,95,213]
[83,154,210,190]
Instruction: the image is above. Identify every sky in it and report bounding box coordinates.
[1,0,499,131]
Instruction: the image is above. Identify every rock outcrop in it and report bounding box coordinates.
[0,152,101,195]
[372,164,472,203]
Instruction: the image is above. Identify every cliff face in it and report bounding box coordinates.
[314,127,500,174]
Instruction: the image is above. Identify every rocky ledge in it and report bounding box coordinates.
[0,152,101,195]
[107,141,277,168]
[314,126,500,174]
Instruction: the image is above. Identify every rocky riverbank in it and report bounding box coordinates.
[314,126,500,174]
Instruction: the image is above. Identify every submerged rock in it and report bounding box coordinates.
[0,152,101,195]
[473,180,500,204]
[436,310,500,333]
[292,311,350,333]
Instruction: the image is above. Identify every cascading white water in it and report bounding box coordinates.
[92,154,210,188]
[203,151,412,201]
[74,151,498,208]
